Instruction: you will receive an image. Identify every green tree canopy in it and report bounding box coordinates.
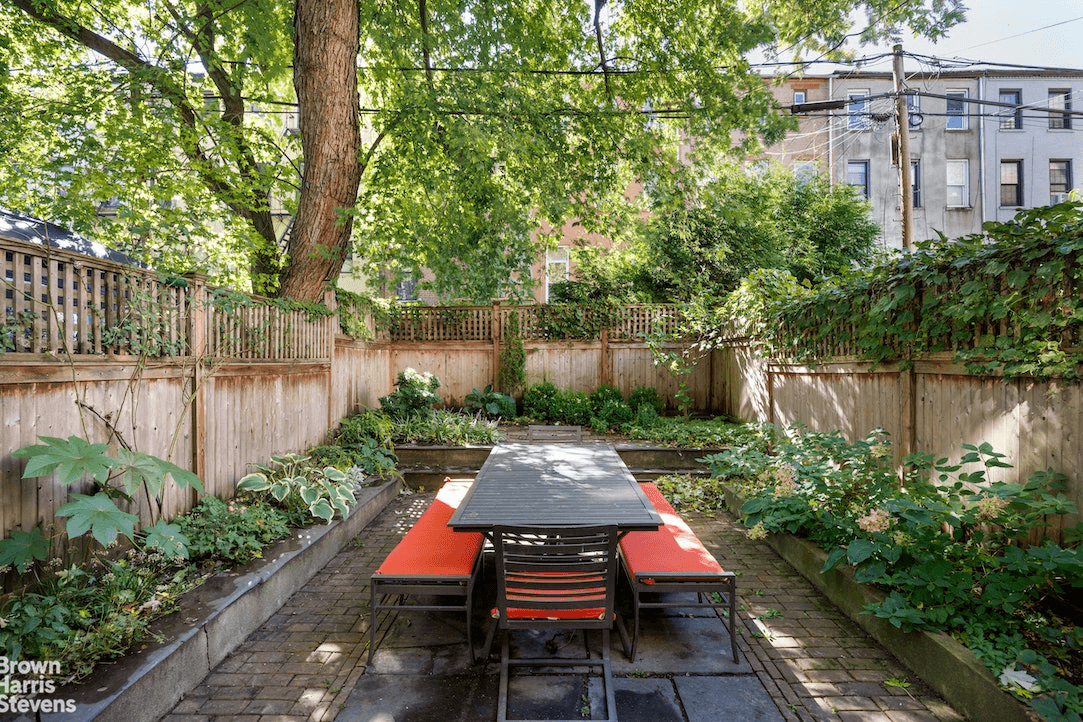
[0,0,962,301]
[555,162,882,303]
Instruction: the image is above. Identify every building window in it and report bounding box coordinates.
[1048,90,1072,130]
[911,160,921,208]
[793,90,806,105]
[794,160,818,183]
[999,90,1022,130]
[946,89,968,130]
[906,94,921,129]
[1000,160,1024,207]
[846,160,870,198]
[946,160,969,208]
[396,272,417,301]
[545,247,570,302]
[1050,160,1072,204]
[848,90,870,130]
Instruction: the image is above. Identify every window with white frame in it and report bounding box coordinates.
[793,90,806,105]
[545,247,569,302]
[946,160,969,208]
[846,160,870,197]
[848,90,870,130]
[946,89,968,130]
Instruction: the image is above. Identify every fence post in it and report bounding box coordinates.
[899,365,915,476]
[185,274,208,492]
[491,300,502,389]
[599,326,610,388]
[326,289,337,435]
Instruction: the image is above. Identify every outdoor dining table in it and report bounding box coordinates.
[447,442,663,533]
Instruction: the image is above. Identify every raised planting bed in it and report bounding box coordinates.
[41,479,400,722]
[720,484,1035,722]
[394,444,720,489]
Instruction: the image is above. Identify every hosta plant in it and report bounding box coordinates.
[237,453,358,524]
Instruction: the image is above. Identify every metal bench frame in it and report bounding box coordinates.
[619,483,738,663]
[369,481,484,664]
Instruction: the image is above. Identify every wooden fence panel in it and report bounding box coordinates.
[718,340,1082,543]
[332,337,390,418]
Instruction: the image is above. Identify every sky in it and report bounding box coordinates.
[754,0,1083,75]
[854,0,1083,72]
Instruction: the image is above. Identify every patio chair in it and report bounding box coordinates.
[481,524,629,722]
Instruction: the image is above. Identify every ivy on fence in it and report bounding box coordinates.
[728,201,1083,379]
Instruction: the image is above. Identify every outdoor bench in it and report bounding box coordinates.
[619,482,739,662]
[526,424,583,442]
[369,479,484,663]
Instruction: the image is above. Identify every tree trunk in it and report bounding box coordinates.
[278,0,361,301]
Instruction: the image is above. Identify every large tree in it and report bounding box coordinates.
[0,0,963,302]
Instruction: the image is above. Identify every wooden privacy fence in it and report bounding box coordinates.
[2,232,1081,547]
[712,336,1083,544]
[2,238,332,359]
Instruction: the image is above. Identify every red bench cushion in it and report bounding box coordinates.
[620,483,724,577]
[374,480,483,577]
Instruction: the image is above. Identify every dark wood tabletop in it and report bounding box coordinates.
[447,443,663,532]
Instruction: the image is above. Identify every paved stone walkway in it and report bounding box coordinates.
[160,486,965,722]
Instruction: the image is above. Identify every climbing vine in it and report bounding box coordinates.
[727,202,1083,379]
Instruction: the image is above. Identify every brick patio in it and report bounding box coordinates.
[160,487,965,722]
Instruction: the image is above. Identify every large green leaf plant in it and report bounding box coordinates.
[5,435,205,569]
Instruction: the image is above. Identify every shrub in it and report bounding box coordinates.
[629,385,665,415]
[591,398,634,433]
[379,369,442,420]
[589,384,624,411]
[177,496,290,566]
[464,384,517,419]
[548,390,593,425]
[523,381,560,421]
[333,410,396,448]
[704,425,1083,720]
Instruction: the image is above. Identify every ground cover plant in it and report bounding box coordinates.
[0,438,373,686]
[690,423,1083,721]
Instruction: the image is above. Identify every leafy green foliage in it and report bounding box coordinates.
[628,385,665,416]
[0,527,51,573]
[0,552,194,681]
[731,202,1083,379]
[11,435,204,559]
[498,310,527,394]
[464,384,517,419]
[13,435,115,485]
[623,416,761,449]
[56,493,139,549]
[379,369,442,421]
[392,409,502,446]
[237,453,358,524]
[313,410,401,480]
[141,521,190,560]
[176,497,290,566]
[523,381,561,421]
[702,424,1083,718]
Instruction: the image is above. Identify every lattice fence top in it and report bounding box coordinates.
[2,238,330,360]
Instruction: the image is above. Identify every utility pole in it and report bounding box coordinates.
[893,44,913,251]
